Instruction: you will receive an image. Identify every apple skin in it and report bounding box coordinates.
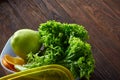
[10,29,42,60]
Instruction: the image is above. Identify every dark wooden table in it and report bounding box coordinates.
[0,0,120,80]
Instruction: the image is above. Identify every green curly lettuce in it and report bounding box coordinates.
[23,20,95,80]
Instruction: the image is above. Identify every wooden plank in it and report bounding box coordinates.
[0,0,120,79]
[0,0,26,52]
[8,0,74,27]
[56,0,120,79]
[56,0,120,69]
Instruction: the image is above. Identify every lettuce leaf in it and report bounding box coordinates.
[23,20,95,80]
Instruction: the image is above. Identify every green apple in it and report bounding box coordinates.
[10,29,42,60]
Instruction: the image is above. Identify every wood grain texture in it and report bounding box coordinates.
[0,0,120,80]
